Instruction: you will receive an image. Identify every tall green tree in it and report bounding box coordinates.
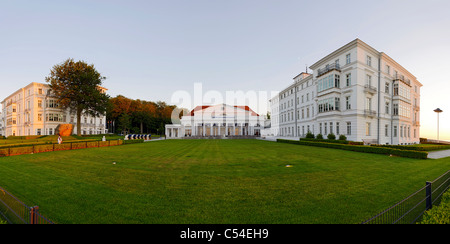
[45,58,110,136]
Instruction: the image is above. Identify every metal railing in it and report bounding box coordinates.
[364,109,377,117]
[364,84,377,93]
[362,170,450,224]
[317,63,341,77]
[0,185,54,224]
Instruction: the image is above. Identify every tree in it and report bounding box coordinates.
[45,58,110,136]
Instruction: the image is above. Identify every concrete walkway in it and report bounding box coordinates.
[427,149,450,159]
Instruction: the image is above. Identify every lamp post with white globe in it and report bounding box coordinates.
[434,108,443,143]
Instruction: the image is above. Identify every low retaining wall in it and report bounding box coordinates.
[0,140,129,157]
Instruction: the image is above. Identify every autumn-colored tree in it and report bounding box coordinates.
[45,58,110,136]
[106,95,184,135]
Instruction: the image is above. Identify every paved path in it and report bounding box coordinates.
[427,149,450,159]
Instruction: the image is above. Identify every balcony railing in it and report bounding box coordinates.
[317,63,341,77]
[364,109,377,117]
[364,85,377,94]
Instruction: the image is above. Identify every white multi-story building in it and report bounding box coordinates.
[271,39,422,145]
[165,104,263,138]
[1,82,108,137]
[0,111,4,136]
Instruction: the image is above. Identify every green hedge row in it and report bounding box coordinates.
[300,138,364,145]
[277,139,428,159]
[419,190,450,224]
[371,144,450,152]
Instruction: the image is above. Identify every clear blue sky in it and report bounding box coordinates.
[1,0,450,139]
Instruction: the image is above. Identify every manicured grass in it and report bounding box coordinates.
[0,139,449,224]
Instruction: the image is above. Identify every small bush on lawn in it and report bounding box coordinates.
[305,131,315,139]
[327,133,336,140]
[339,135,347,141]
[316,134,323,139]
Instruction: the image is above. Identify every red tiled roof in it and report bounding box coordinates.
[188,105,259,116]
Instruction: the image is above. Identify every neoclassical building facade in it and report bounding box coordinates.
[1,82,108,137]
[165,104,263,138]
[270,39,422,145]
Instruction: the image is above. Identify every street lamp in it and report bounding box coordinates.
[434,108,443,143]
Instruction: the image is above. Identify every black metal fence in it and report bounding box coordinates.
[0,185,54,224]
[362,170,450,224]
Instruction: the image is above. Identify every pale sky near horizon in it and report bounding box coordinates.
[1,0,450,140]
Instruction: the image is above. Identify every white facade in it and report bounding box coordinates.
[1,82,108,137]
[0,111,3,136]
[271,39,422,145]
[165,104,263,138]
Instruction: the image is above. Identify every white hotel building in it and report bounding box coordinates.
[165,104,263,138]
[1,82,108,137]
[270,39,422,145]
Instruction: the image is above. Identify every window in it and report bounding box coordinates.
[386,65,390,74]
[346,122,351,135]
[319,123,322,134]
[346,96,351,110]
[38,114,42,121]
[393,83,399,95]
[346,73,351,86]
[346,54,351,64]
[38,100,42,108]
[330,122,333,134]
[367,56,372,66]
[385,82,389,94]
[393,104,399,115]
[385,124,389,137]
[318,97,340,113]
[38,88,43,95]
[394,126,398,137]
[336,122,340,135]
[366,122,371,136]
[335,75,340,88]
[366,75,372,86]
[324,123,327,135]
[366,97,372,111]
[317,74,340,93]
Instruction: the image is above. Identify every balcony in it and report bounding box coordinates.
[317,63,341,77]
[393,74,411,86]
[413,120,420,126]
[364,85,377,94]
[364,109,377,118]
[413,105,420,111]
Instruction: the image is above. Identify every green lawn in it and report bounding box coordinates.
[0,139,449,224]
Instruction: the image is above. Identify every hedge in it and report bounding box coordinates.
[300,138,364,145]
[371,144,450,152]
[419,190,450,224]
[277,139,428,159]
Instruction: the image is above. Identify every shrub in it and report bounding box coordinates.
[305,131,315,139]
[327,133,336,140]
[316,134,323,139]
[339,135,347,141]
[419,191,450,224]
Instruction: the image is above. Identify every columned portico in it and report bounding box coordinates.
[165,104,263,139]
